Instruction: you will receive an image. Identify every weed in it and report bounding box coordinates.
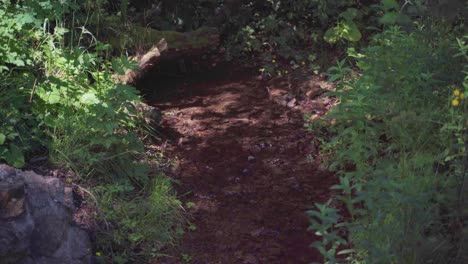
[307,25,466,263]
[0,1,183,261]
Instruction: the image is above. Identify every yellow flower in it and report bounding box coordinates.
[96,252,102,257]
[284,70,289,74]
[452,99,459,106]
[272,59,276,63]
[301,61,306,65]
[453,89,460,96]
[460,93,465,99]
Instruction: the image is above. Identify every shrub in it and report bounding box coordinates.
[0,1,183,261]
[222,0,362,76]
[307,26,466,263]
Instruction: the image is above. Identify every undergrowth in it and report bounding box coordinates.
[0,1,183,262]
[222,0,423,78]
[307,23,467,263]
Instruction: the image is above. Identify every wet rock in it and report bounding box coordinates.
[0,164,91,264]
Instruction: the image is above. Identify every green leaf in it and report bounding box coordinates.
[36,85,62,104]
[338,249,355,255]
[324,22,361,43]
[6,52,25,66]
[0,133,5,145]
[324,26,341,44]
[121,55,138,70]
[381,0,399,11]
[340,8,359,21]
[306,210,324,219]
[17,12,36,25]
[341,21,362,42]
[5,144,25,168]
[112,59,126,75]
[45,89,61,104]
[379,12,399,25]
[80,92,100,105]
[310,241,324,249]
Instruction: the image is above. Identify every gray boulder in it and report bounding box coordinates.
[0,164,92,264]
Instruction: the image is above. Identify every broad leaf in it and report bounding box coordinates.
[379,12,399,25]
[381,0,399,11]
[341,21,362,42]
[340,8,359,21]
[80,92,100,105]
[324,26,341,43]
[0,133,5,145]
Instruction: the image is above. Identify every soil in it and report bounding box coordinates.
[144,65,337,264]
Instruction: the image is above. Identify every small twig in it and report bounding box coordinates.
[29,78,38,103]
[400,0,412,13]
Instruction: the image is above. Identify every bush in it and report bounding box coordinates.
[0,1,183,261]
[307,25,466,263]
[222,0,362,76]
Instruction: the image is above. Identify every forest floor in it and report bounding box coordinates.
[144,65,337,264]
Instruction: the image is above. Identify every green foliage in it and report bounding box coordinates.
[94,176,185,263]
[0,2,49,166]
[307,200,347,263]
[324,8,362,44]
[0,0,183,261]
[223,0,360,76]
[307,25,466,263]
[221,0,400,78]
[220,0,452,78]
[34,39,144,179]
[0,86,36,168]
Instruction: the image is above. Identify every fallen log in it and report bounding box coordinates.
[110,26,219,84]
[122,39,168,84]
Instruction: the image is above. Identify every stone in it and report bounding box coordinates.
[0,172,25,219]
[31,215,69,256]
[0,164,24,219]
[52,227,91,262]
[0,211,35,260]
[0,164,92,264]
